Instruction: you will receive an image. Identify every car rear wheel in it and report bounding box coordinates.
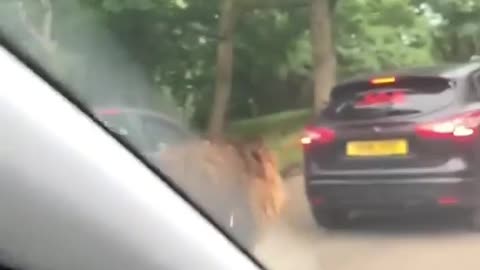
[312,209,350,229]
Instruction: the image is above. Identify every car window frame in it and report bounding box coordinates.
[0,36,263,270]
[324,78,456,121]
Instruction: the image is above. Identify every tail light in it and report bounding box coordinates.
[437,196,459,206]
[310,196,325,206]
[415,110,480,141]
[301,127,336,145]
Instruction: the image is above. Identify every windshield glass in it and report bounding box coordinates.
[2,0,480,269]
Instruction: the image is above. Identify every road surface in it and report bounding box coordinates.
[254,175,480,270]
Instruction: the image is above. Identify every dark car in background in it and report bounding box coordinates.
[95,107,258,247]
[95,107,192,156]
[302,62,480,229]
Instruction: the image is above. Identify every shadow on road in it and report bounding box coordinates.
[256,175,480,270]
[284,175,477,236]
[327,211,475,237]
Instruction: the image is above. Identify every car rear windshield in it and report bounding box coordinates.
[323,77,454,120]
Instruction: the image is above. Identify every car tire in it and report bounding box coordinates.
[313,209,350,230]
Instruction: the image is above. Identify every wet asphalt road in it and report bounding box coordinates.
[254,176,480,270]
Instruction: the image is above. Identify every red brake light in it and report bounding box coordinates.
[310,196,325,206]
[301,127,336,145]
[437,196,459,206]
[415,110,480,141]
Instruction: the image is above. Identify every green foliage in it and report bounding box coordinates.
[101,0,157,11]
[231,7,311,120]
[336,0,434,78]
[419,0,480,61]
[5,0,479,167]
[4,0,477,129]
[228,108,311,169]
[228,108,311,138]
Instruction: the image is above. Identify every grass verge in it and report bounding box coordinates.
[228,108,312,170]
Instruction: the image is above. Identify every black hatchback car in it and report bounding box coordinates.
[303,62,480,229]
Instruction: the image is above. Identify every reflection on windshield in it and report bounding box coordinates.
[2,0,480,269]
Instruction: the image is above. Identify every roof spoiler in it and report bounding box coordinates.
[331,76,451,99]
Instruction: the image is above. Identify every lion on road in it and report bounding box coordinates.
[156,138,286,249]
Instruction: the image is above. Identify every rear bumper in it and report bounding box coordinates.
[306,177,479,211]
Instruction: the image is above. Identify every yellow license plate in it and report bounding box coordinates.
[346,139,408,157]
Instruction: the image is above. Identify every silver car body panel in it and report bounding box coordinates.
[0,46,259,270]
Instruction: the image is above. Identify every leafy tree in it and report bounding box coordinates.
[336,0,434,78]
[417,0,480,62]
[1,0,445,131]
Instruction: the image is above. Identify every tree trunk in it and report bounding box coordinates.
[310,0,336,115]
[208,0,237,140]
